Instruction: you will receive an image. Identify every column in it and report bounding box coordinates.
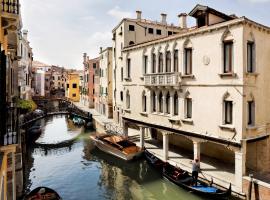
[193,141,201,160]
[139,127,145,149]
[170,93,174,117]
[163,132,169,161]
[235,151,245,192]
[123,121,128,137]
[12,152,16,200]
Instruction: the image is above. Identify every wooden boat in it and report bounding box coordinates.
[24,187,62,200]
[90,134,143,161]
[162,163,231,199]
[144,149,165,171]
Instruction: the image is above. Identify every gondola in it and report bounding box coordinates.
[162,163,231,199]
[24,186,62,200]
[144,149,165,172]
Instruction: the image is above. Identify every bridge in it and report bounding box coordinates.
[20,96,92,127]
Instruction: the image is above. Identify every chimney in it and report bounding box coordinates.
[23,30,28,39]
[100,47,103,53]
[161,13,167,25]
[178,13,187,29]
[136,10,142,20]
[83,53,87,62]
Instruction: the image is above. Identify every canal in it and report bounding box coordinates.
[23,115,216,200]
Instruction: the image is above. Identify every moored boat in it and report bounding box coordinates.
[24,186,62,200]
[163,163,231,199]
[90,134,143,161]
[144,149,165,172]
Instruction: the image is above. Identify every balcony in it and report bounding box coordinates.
[1,0,20,29]
[144,72,181,87]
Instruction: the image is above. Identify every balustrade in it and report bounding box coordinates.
[2,0,20,15]
[144,72,181,87]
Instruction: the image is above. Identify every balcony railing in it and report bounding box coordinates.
[1,0,20,15]
[144,72,181,87]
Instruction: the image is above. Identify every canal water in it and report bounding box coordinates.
[23,115,214,200]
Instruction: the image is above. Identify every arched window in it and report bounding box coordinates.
[126,90,130,109]
[152,92,156,112]
[142,91,147,112]
[158,52,163,73]
[174,49,179,72]
[174,92,178,115]
[221,30,234,73]
[152,53,156,73]
[129,41,135,46]
[222,92,233,125]
[183,39,193,75]
[166,92,170,114]
[159,92,163,113]
[166,51,171,72]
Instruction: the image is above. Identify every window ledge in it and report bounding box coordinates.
[124,109,131,113]
[181,118,193,124]
[181,74,195,79]
[118,56,123,60]
[245,72,259,77]
[219,124,235,131]
[124,77,132,81]
[246,125,257,130]
[219,72,237,78]
[140,112,148,116]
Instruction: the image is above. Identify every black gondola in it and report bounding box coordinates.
[162,163,231,199]
[144,149,165,172]
[24,187,62,200]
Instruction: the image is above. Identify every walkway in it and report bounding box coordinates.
[128,129,239,194]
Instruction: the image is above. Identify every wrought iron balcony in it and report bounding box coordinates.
[144,72,181,87]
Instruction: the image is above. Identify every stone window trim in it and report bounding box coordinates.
[181,74,195,79]
[219,124,235,132]
[218,72,237,78]
[140,112,148,117]
[181,118,193,124]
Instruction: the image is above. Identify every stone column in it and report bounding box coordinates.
[235,151,245,192]
[139,126,145,149]
[163,132,169,161]
[12,152,16,200]
[193,141,201,160]
[123,121,128,137]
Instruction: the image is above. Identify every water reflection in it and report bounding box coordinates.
[23,116,206,200]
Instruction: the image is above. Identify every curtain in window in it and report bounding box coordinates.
[186,98,192,118]
[224,42,233,73]
[185,48,192,75]
[225,101,233,124]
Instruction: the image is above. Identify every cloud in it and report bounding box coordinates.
[246,0,270,2]
[107,6,134,20]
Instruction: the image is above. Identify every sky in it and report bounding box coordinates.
[21,0,270,69]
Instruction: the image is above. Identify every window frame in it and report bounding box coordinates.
[148,28,154,34]
[185,98,192,119]
[184,48,192,75]
[247,41,255,73]
[223,41,233,73]
[129,25,135,31]
[224,100,233,125]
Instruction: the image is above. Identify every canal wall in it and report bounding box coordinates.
[243,176,270,200]
[92,117,106,134]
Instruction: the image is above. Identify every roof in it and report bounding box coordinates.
[122,17,270,52]
[189,4,234,21]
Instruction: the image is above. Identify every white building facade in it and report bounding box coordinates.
[120,5,270,193]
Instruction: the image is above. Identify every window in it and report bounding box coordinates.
[127,58,131,78]
[197,15,206,27]
[142,92,147,112]
[126,91,130,109]
[152,53,156,73]
[248,101,255,126]
[168,31,172,36]
[121,67,123,81]
[159,93,163,113]
[174,92,178,115]
[93,89,95,94]
[152,92,157,112]
[72,83,77,88]
[72,93,76,97]
[247,41,255,73]
[67,84,69,88]
[143,56,148,74]
[224,101,233,124]
[129,25,135,31]
[58,76,60,80]
[129,41,135,45]
[93,63,96,68]
[53,76,55,80]
[184,48,192,75]
[223,41,233,73]
[120,91,123,101]
[156,29,161,35]
[158,53,163,73]
[166,51,171,72]
[166,92,170,114]
[185,98,192,119]
[148,28,154,34]
[174,49,179,72]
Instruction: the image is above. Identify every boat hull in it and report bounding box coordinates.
[92,136,143,161]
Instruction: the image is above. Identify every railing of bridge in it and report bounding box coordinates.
[104,123,123,135]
